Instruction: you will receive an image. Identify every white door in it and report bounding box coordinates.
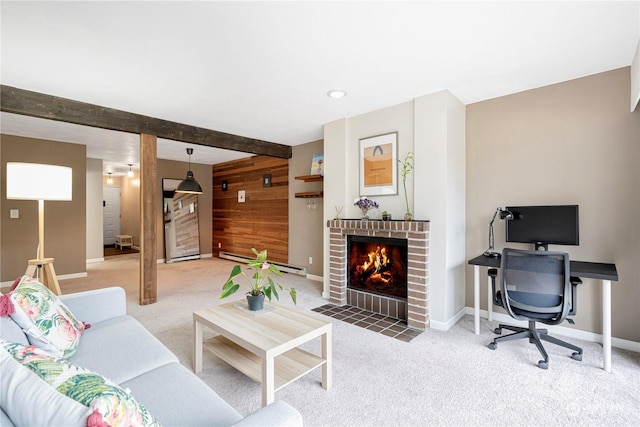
[103,186,121,246]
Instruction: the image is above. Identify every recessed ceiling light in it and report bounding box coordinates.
[327,89,347,99]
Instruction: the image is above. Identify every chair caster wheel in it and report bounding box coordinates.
[488,342,497,350]
[538,360,548,370]
[572,352,583,361]
[493,328,502,335]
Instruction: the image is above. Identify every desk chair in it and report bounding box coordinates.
[487,248,583,369]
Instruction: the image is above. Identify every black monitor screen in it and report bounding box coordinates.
[505,205,579,248]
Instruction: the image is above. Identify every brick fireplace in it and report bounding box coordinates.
[327,219,430,330]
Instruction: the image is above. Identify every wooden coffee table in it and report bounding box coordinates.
[193,301,332,407]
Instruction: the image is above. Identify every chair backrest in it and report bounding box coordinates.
[500,248,570,325]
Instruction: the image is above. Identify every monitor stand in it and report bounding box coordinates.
[535,242,549,251]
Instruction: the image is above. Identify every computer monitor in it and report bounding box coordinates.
[505,205,579,251]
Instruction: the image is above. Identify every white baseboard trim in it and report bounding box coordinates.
[1,271,88,288]
[430,307,467,331]
[59,272,88,281]
[462,306,640,353]
[158,254,210,264]
[306,274,323,282]
[86,258,104,264]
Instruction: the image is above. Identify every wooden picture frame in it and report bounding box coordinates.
[359,132,397,196]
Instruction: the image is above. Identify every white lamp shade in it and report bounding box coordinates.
[6,162,73,201]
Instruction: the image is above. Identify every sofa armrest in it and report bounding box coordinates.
[59,287,127,324]
[231,401,303,427]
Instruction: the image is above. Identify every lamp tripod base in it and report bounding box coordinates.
[25,258,61,295]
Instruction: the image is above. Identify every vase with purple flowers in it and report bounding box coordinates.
[354,197,379,220]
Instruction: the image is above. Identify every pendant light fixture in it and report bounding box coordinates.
[107,173,113,184]
[175,148,203,194]
[127,164,134,178]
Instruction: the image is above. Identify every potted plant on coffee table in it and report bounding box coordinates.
[220,248,297,311]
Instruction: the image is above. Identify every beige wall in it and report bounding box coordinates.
[289,140,324,277]
[86,158,104,261]
[1,135,87,282]
[466,67,640,342]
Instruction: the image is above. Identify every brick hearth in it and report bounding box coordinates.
[327,219,430,330]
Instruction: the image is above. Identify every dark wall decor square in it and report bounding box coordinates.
[221,180,228,191]
[263,174,272,188]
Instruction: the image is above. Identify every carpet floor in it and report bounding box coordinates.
[60,254,640,427]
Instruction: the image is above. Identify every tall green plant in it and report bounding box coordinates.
[398,152,414,218]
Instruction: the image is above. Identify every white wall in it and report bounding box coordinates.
[414,91,466,327]
[86,158,104,262]
[323,91,466,328]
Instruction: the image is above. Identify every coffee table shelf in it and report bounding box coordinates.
[205,336,326,391]
[193,302,332,407]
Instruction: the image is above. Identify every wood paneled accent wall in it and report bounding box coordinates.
[213,156,289,263]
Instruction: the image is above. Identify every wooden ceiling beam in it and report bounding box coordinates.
[0,85,292,159]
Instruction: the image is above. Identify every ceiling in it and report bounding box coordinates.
[1,1,639,175]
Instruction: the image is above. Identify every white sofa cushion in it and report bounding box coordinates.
[0,316,28,345]
[122,363,244,426]
[70,314,178,384]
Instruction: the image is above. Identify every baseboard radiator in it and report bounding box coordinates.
[218,251,307,276]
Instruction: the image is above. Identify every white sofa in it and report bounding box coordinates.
[0,286,303,426]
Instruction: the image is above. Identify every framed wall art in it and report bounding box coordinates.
[359,132,397,196]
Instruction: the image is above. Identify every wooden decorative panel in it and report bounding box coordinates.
[212,156,289,263]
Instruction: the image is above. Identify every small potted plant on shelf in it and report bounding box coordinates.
[220,248,297,311]
[382,210,392,221]
[398,151,415,221]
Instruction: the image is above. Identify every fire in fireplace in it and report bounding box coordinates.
[347,236,408,299]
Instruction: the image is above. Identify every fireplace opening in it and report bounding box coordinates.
[347,235,408,300]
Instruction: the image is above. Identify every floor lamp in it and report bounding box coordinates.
[6,162,73,295]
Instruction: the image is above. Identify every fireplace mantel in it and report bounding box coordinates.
[327,219,430,330]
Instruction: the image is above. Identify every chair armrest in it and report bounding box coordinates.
[59,287,127,324]
[568,276,582,316]
[231,401,303,427]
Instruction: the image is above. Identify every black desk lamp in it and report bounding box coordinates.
[484,207,514,257]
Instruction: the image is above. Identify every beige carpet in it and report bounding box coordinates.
[60,254,640,427]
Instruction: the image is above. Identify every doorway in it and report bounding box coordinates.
[103,185,121,246]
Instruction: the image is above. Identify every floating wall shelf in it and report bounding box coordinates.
[295,174,323,183]
[294,174,323,198]
[295,191,323,199]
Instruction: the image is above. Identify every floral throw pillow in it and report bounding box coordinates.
[6,276,85,358]
[1,340,161,427]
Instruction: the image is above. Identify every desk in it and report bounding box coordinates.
[468,254,618,372]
